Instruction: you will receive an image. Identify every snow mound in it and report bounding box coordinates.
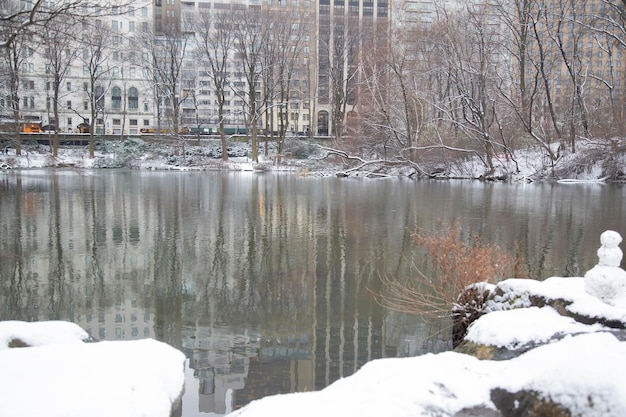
[0,321,185,417]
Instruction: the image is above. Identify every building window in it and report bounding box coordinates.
[112,86,122,109]
[128,87,139,109]
[67,117,72,126]
[95,85,105,110]
[67,82,71,91]
[67,100,72,109]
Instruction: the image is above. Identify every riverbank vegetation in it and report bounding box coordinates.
[372,222,526,343]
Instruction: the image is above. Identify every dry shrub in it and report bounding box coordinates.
[373,222,525,320]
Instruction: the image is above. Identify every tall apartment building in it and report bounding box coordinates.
[1,0,395,137]
[0,1,156,134]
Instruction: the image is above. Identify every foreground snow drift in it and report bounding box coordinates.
[228,332,626,417]
[2,274,626,416]
[229,276,626,417]
[0,321,185,417]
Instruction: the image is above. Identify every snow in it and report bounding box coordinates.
[464,306,602,349]
[227,331,626,417]
[1,135,623,181]
[0,320,91,348]
[0,321,185,417]
[498,332,626,417]
[2,273,624,417]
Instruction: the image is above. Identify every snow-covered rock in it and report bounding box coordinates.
[0,320,185,417]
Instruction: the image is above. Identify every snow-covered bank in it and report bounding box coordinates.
[227,278,626,417]
[229,232,626,417]
[0,321,185,417]
[1,137,624,181]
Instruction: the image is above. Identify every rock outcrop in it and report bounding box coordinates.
[451,231,626,416]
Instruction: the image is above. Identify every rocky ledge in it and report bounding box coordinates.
[451,230,626,417]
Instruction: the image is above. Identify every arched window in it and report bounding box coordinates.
[112,86,122,110]
[128,87,138,110]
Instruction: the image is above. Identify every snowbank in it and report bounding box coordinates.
[0,321,185,417]
[1,278,625,417]
[229,276,626,417]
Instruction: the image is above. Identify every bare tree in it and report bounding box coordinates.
[142,23,189,143]
[40,15,80,158]
[0,7,33,155]
[79,19,112,157]
[1,0,83,49]
[1,0,131,156]
[261,12,305,159]
[232,6,268,163]
[195,8,234,161]
[320,15,361,142]
[425,4,511,176]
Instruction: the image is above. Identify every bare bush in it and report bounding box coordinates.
[372,222,525,321]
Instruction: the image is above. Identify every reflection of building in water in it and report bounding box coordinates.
[233,334,314,408]
[78,298,155,342]
[182,325,259,414]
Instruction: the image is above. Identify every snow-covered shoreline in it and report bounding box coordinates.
[1,137,624,182]
[2,275,625,417]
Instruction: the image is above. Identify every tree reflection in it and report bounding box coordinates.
[0,172,623,413]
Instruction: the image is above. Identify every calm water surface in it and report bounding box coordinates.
[0,169,624,415]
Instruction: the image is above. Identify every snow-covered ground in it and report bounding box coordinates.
[1,136,623,181]
[0,321,185,417]
[229,275,626,417]
[1,275,625,417]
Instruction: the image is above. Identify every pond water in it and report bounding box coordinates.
[0,169,624,416]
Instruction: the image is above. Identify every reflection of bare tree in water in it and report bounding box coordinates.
[84,174,112,329]
[2,177,26,319]
[152,191,183,350]
[46,174,67,319]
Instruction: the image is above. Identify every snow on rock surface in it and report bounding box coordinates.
[0,321,185,417]
[0,320,90,348]
[229,233,626,417]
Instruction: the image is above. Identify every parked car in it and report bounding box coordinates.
[76,122,90,133]
[40,124,56,132]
